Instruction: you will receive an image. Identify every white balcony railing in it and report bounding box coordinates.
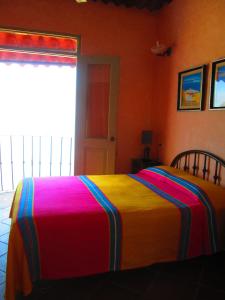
[0,135,74,192]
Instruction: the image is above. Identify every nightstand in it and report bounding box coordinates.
[131,158,161,173]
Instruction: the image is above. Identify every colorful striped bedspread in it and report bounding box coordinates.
[6,166,225,300]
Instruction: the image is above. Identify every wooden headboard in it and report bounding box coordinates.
[171,150,225,185]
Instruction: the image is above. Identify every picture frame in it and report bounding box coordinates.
[177,65,206,111]
[210,58,225,110]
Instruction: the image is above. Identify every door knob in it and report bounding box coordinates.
[110,136,115,142]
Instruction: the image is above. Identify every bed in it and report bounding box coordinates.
[5,150,225,300]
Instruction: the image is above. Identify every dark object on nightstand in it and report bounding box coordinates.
[141,130,152,160]
[131,158,161,173]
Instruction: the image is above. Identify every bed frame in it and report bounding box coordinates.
[171,150,225,185]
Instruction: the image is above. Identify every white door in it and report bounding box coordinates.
[75,56,119,175]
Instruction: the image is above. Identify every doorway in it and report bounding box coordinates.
[0,62,76,191]
[0,28,78,191]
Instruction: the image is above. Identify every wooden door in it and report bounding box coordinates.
[75,56,119,175]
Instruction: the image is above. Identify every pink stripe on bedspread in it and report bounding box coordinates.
[33,176,110,279]
[138,169,211,257]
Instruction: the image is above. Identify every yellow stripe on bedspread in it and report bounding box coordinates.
[88,174,181,269]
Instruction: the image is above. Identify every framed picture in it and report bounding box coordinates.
[177,65,206,111]
[210,58,225,110]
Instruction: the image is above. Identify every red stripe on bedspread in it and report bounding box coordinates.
[138,170,211,257]
[33,177,110,279]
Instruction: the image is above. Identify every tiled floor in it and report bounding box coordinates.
[1,193,225,300]
[0,192,13,300]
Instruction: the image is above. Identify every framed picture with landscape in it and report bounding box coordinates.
[210,58,225,110]
[177,65,206,111]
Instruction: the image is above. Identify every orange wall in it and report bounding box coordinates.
[3,0,223,171]
[152,0,225,165]
[0,0,156,173]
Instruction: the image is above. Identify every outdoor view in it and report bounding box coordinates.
[0,62,76,191]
